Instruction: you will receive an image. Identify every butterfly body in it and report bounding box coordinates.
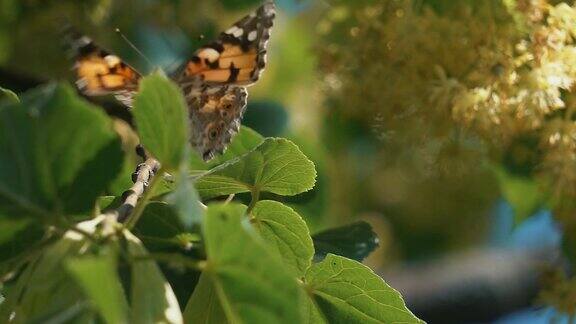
[66,1,275,161]
[186,85,248,161]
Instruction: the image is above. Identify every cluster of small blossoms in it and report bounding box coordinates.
[434,1,576,140]
[532,2,576,199]
[317,0,576,312]
[439,1,576,198]
[318,0,576,191]
[317,0,519,176]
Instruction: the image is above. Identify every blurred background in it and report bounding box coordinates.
[2,0,576,322]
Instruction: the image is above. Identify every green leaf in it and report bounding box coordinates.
[133,73,189,170]
[0,218,47,277]
[0,218,102,323]
[0,87,18,103]
[166,166,203,229]
[183,273,228,324]
[193,175,251,199]
[191,203,304,323]
[493,166,543,224]
[196,138,317,199]
[251,200,314,277]
[66,253,129,324]
[312,222,379,262]
[0,83,124,219]
[305,254,423,324]
[302,293,328,324]
[0,218,183,324]
[124,230,183,324]
[190,126,264,170]
[133,202,186,250]
[0,218,34,246]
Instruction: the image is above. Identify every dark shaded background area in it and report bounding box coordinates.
[1,0,575,322]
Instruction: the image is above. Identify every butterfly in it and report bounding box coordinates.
[66,1,276,161]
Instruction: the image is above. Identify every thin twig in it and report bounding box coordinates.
[104,145,161,223]
[124,169,162,229]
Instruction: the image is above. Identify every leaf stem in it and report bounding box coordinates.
[247,188,260,213]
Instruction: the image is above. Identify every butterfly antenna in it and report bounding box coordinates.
[115,28,154,69]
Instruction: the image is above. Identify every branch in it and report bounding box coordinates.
[104,145,161,223]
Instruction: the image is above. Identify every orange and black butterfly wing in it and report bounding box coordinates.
[177,1,276,160]
[177,1,275,86]
[65,29,141,107]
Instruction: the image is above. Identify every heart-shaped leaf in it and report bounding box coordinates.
[195,138,316,199]
[251,200,314,277]
[305,254,423,324]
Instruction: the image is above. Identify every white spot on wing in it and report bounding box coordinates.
[78,36,92,46]
[226,26,244,38]
[248,30,257,42]
[198,48,220,63]
[226,26,239,34]
[104,55,121,67]
[232,28,244,38]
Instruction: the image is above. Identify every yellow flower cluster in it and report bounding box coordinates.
[319,0,576,195]
[318,0,576,313]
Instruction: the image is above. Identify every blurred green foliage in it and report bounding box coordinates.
[0,0,544,267]
[0,74,423,322]
[3,0,576,319]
